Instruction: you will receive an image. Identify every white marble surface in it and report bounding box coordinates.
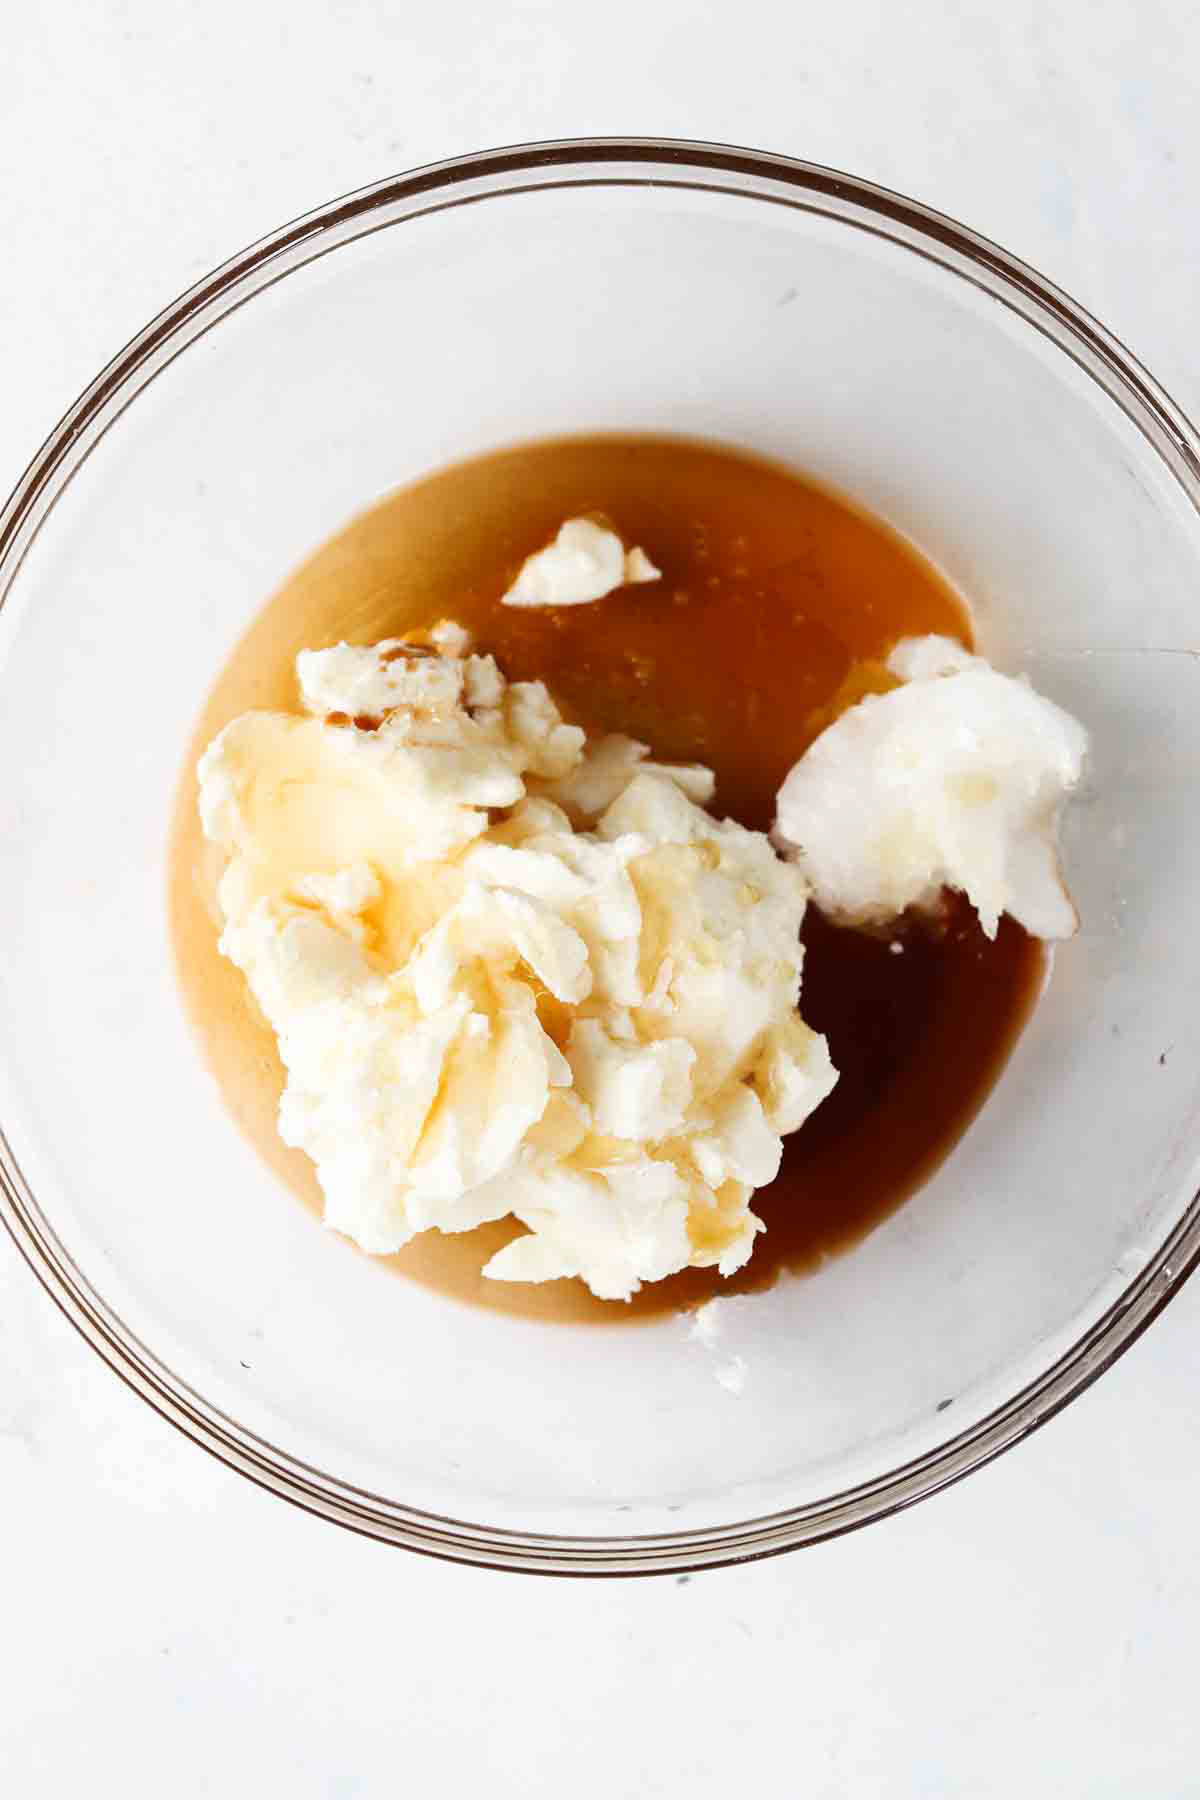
[4,3,1200,1792]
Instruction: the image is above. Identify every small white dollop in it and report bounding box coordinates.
[773,635,1087,940]
[500,517,662,608]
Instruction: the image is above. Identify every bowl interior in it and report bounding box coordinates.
[3,153,1200,1564]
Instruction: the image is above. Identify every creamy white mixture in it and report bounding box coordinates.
[198,560,1086,1298]
[199,631,835,1299]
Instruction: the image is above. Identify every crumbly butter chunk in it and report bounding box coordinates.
[296,639,466,720]
[198,628,835,1300]
[501,517,662,608]
[544,732,715,822]
[773,634,1088,939]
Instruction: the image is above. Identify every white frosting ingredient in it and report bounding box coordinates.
[198,631,835,1300]
[500,517,661,608]
[773,635,1088,939]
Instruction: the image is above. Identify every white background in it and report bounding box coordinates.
[3,3,1199,1793]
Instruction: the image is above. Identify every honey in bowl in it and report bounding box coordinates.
[170,435,1043,1322]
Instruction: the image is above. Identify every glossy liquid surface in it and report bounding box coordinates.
[170,435,1043,1321]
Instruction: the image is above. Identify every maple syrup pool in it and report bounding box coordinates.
[170,435,1042,1322]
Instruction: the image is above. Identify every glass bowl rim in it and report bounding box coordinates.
[3,135,1199,1577]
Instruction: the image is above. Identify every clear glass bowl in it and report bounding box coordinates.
[3,139,1200,1576]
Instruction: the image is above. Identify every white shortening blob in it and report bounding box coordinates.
[500,517,662,608]
[198,626,837,1301]
[773,635,1088,940]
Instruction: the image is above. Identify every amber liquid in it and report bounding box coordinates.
[170,435,1043,1322]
